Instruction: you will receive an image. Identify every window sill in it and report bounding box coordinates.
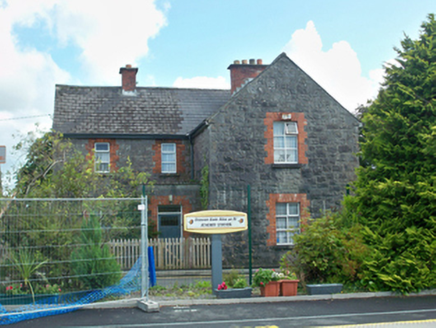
[272,244,295,250]
[160,173,180,178]
[271,164,302,169]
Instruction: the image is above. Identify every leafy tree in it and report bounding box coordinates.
[346,14,436,293]
[1,130,154,286]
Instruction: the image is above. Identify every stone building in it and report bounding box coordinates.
[52,53,359,267]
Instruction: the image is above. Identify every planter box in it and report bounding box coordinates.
[306,283,343,295]
[0,291,88,305]
[280,280,299,296]
[260,281,280,297]
[214,287,252,299]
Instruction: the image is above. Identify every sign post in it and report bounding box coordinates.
[184,210,248,294]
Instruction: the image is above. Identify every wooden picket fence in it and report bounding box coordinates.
[108,237,211,270]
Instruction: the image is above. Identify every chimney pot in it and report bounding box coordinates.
[257,59,263,65]
[242,59,248,65]
[234,60,240,64]
[126,64,132,68]
[249,59,255,65]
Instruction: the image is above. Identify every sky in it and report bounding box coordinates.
[0,0,435,189]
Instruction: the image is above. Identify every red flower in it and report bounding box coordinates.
[217,282,228,290]
[260,282,264,286]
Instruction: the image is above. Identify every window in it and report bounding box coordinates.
[95,142,110,173]
[276,203,300,245]
[161,143,176,173]
[273,121,298,163]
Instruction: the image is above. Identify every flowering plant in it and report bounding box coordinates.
[34,283,62,294]
[282,270,298,280]
[4,283,28,295]
[217,282,227,290]
[4,283,62,295]
[252,268,281,287]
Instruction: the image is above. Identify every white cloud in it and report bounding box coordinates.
[0,0,168,189]
[0,0,70,185]
[282,21,385,111]
[173,76,229,89]
[52,0,168,84]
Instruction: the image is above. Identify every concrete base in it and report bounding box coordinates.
[137,300,160,313]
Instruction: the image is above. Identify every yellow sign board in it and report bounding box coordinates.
[184,210,248,234]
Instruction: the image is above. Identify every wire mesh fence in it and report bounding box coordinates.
[0,197,144,325]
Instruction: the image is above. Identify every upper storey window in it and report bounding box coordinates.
[273,121,298,164]
[95,142,110,173]
[162,143,176,173]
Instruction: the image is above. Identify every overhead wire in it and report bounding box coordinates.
[0,114,51,122]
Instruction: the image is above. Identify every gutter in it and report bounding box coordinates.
[62,133,189,140]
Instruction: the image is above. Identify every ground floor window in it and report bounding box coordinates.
[276,202,300,245]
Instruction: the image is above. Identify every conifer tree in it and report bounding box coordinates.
[347,14,436,293]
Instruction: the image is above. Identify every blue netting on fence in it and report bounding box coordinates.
[0,257,143,325]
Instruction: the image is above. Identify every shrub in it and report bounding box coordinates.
[233,278,248,288]
[223,268,241,288]
[281,212,369,285]
[70,215,121,290]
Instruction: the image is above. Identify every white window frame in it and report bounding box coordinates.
[161,143,176,174]
[276,203,300,245]
[95,142,110,173]
[273,121,298,164]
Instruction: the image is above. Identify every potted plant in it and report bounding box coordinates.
[280,271,300,296]
[214,278,252,299]
[252,268,281,297]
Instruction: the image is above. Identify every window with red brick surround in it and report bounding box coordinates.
[149,195,193,238]
[264,112,308,165]
[265,193,310,246]
[85,139,119,172]
[152,140,186,174]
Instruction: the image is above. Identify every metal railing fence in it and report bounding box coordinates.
[0,197,143,310]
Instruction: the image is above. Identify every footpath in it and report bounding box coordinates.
[87,289,436,309]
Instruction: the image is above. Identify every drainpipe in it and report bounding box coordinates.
[189,134,194,180]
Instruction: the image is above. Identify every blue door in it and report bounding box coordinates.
[158,206,181,238]
[158,214,180,238]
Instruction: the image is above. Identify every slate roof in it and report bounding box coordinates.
[52,85,230,136]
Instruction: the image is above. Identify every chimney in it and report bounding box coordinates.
[228,59,267,94]
[119,64,138,93]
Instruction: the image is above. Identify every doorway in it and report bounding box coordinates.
[158,205,182,238]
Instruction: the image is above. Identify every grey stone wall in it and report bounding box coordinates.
[207,54,360,267]
[193,127,211,182]
[70,138,194,185]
